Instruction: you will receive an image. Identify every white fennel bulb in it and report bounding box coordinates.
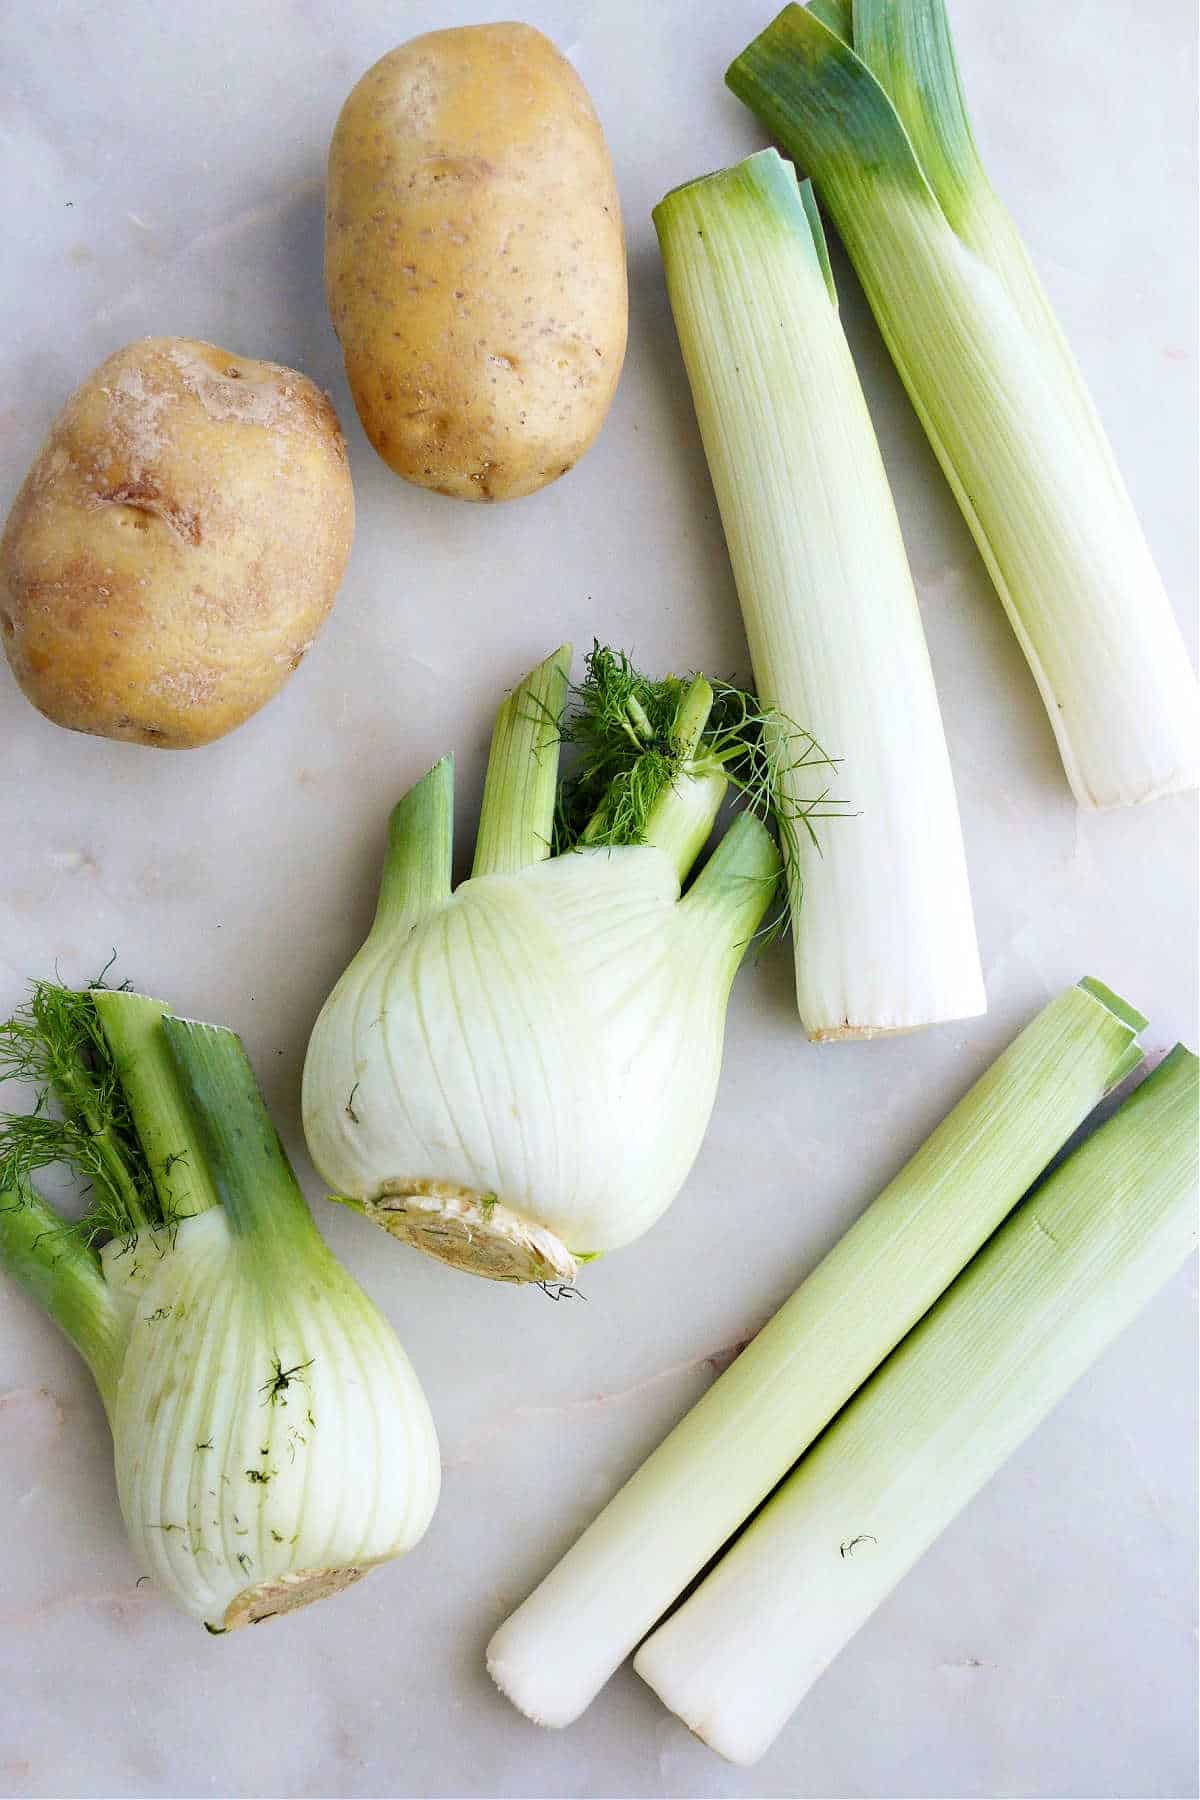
[304,833,756,1276]
[303,646,807,1285]
[0,985,439,1633]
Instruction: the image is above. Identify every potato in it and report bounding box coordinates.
[0,337,354,748]
[326,22,628,503]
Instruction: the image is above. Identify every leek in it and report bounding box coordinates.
[636,1044,1199,1763]
[303,645,809,1285]
[0,982,440,1632]
[485,978,1144,1726]
[654,149,984,1038]
[727,1,1200,809]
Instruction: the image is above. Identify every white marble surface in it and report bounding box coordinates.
[1,1,1197,1795]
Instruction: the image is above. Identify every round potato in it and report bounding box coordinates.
[326,22,628,503]
[0,337,354,748]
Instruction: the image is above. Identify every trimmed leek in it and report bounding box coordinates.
[0,984,440,1632]
[485,978,1144,1727]
[727,2,1200,809]
[636,1044,1199,1764]
[654,149,984,1038]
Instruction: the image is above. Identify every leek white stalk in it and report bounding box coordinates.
[654,149,984,1038]
[728,1,1200,809]
[485,977,1144,1727]
[0,985,439,1632]
[302,646,786,1285]
[636,1043,1199,1764]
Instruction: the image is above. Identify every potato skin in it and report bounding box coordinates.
[326,22,628,503]
[0,338,354,748]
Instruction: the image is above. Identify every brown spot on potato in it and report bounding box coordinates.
[98,478,203,546]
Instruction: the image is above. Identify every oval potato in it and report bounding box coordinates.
[0,338,354,748]
[326,23,628,502]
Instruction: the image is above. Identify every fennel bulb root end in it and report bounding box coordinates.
[219,1561,371,1633]
[365,1182,577,1285]
[807,1019,932,1043]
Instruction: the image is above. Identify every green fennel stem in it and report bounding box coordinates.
[94,991,221,1223]
[640,677,728,880]
[162,1018,325,1268]
[472,647,571,879]
[0,1185,124,1408]
[373,756,455,934]
[639,767,728,884]
[668,674,717,763]
[624,693,654,742]
[683,811,782,960]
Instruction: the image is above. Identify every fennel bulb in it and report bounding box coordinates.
[303,646,808,1285]
[636,1043,1199,1763]
[0,983,439,1633]
[727,1,1200,809]
[654,149,984,1038]
[486,977,1146,1727]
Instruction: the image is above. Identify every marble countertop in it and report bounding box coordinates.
[1,1,1196,1795]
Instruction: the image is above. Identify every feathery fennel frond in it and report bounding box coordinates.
[0,976,156,1241]
[554,643,842,894]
